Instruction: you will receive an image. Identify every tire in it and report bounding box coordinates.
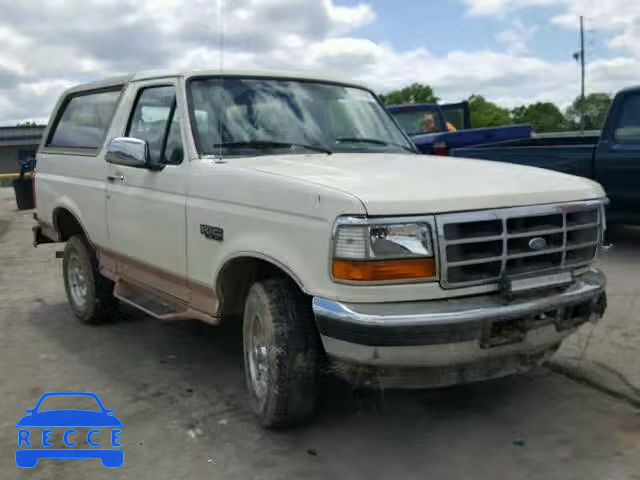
[62,235,118,324]
[242,277,321,428]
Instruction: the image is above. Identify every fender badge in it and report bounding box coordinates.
[200,224,223,242]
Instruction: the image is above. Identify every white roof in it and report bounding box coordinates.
[64,69,370,95]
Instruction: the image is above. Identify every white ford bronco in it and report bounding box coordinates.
[33,70,608,427]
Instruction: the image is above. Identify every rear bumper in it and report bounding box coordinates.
[313,269,606,371]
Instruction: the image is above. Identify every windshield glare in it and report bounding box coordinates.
[189,78,414,156]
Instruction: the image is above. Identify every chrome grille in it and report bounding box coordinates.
[436,201,604,288]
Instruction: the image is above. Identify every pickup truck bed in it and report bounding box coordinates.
[452,132,600,178]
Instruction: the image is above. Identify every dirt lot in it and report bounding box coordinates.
[1,188,639,480]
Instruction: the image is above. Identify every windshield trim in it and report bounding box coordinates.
[185,75,417,157]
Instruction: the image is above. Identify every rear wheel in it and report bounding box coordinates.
[62,235,118,324]
[242,277,321,428]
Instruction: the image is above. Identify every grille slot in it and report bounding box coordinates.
[437,202,602,288]
[507,213,562,234]
[448,261,502,283]
[443,220,502,240]
[447,240,502,263]
[566,245,597,265]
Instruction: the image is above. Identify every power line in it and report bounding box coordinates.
[572,16,586,132]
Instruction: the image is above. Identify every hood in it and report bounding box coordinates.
[232,153,605,215]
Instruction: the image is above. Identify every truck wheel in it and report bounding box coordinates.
[62,235,118,324]
[242,277,321,428]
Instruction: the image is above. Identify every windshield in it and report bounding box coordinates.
[37,395,101,412]
[188,78,414,156]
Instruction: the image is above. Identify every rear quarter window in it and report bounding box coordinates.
[47,88,122,150]
[614,94,640,144]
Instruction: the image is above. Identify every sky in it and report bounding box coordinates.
[1,0,639,125]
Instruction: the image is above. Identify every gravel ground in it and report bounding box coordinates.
[1,188,639,480]
[553,225,640,402]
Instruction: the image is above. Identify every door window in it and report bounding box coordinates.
[614,95,640,143]
[48,89,121,149]
[127,86,184,164]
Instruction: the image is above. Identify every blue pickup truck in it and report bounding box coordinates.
[451,87,640,225]
[387,101,532,155]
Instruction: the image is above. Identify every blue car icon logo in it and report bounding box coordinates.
[16,391,123,468]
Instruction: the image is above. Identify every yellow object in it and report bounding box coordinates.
[0,172,34,180]
[332,258,436,281]
[446,122,457,132]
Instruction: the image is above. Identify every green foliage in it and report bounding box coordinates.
[564,93,612,130]
[467,95,512,128]
[511,102,564,132]
[379,83,439,105]
[380,82,613,133]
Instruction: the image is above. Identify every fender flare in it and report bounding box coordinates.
[51,200,91,244]
[214,250,308,295]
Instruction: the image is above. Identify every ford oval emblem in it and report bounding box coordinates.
[528,237,547,251]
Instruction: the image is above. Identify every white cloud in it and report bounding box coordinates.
[460,0,640,104]
[550,0,640,59]
[463,0,557,16]
[495,19,538,54]
[465,0,640,59]
[0,0,637,124]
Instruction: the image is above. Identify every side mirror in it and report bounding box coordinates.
[106,137,152,169]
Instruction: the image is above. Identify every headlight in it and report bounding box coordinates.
[332,217,437,282]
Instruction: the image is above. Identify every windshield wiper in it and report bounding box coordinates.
[212,140,332,155]
[334,137,415,153]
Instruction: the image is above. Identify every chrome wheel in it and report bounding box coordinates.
[242,279,319,427]
[67,250,88,309]
[246,313,270,403]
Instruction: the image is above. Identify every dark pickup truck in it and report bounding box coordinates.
[387,101,532,155]
[452,87,640,225]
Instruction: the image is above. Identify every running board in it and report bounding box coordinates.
[113,280,219,325]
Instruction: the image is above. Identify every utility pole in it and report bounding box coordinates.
[579,15,585,131]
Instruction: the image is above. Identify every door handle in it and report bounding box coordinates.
[107,175,125,182]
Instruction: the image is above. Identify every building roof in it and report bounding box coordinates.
[0,126,46,147]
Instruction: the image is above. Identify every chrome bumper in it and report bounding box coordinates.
[313,270,606,368]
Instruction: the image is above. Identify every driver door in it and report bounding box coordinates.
[105,81,189,299]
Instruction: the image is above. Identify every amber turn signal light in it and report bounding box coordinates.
[332,258,436,282]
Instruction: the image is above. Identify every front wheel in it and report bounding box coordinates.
[242,277,321,428]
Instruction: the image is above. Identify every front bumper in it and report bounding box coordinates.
[313,270,606,372]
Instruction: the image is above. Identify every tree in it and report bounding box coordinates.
[564,93,612,130]
[468,95,512,128]
[379,83,439,105]
[511,102,564,132]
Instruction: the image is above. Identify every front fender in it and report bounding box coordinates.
[214,250,308,294]
[52,196,86,237]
